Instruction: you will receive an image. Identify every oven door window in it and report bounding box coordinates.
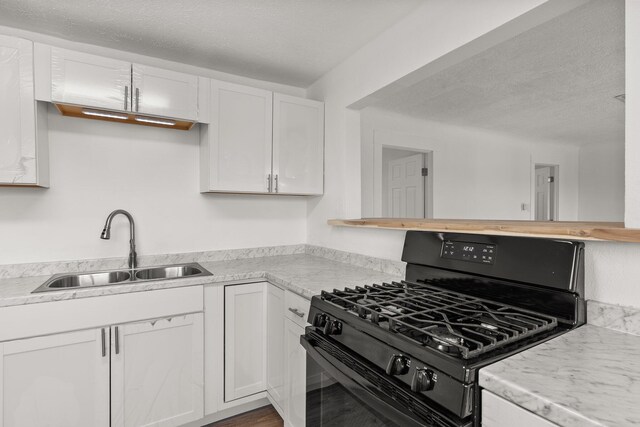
[307,367,404,426]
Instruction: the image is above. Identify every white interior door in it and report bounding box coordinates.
[209,80,273,193]
[224,282,268,401]
[111,314,204,427]
[272,93,324,195]
[267,285,285,411]
[0,35,37,184]
[535,166,556,221]
[50,47,131,111]
[387,153,425,218]
[132,64,198,120]
[0,328,110,427]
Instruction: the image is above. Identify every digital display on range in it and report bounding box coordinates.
[441,241,496,264]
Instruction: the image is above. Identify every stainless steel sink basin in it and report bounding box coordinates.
[135,265,203,280]
[46,271,131,289]
[32,263,211,293]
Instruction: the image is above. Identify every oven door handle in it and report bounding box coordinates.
[302,335,464,427]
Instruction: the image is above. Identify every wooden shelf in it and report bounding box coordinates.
[328,218,640,242]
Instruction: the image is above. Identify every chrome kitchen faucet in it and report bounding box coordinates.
[100,209,137,269]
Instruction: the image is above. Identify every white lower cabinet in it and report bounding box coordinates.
[0,328,110,427]
[0,313,203,427]
[482,390,559,427]
[267,285,285,411]
[111,314,204,427]
[284,318,306,427]
[224,282,268,401]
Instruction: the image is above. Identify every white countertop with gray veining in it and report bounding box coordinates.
[0,254,401,307]
[480,324,640,427]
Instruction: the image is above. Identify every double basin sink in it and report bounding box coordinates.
[32,263,212,293]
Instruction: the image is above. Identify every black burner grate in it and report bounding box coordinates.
[320,280,558,359]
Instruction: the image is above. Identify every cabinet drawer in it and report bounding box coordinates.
[0,286,203,342]
[284,291,310,327]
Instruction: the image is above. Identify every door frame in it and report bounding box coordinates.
[532,163,560,221]
[373,135,433,218]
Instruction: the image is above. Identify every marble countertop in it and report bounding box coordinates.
[0,254,401,307]
[480,324,640,427]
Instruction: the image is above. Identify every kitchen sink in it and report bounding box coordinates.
[32,263,212,293]
[135,265,203,280]
[46,271,131,288]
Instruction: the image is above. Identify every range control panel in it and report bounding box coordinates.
[441,240,496,265]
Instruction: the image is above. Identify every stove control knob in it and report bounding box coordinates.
[313,313,329,328]
[411,368,435,392]
[323,320,342,336]
[385,354,410,376]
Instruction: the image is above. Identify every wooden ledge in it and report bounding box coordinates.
[328,218,640,242]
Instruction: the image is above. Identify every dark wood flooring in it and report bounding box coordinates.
[206,405,283,427]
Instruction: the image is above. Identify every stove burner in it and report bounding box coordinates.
[321,280,559,359]
[425,326,465,354]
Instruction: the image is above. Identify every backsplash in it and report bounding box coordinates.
[0,244,405,279]
[587,300,640,336]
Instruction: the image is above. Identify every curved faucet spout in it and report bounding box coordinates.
[100,209,137,269]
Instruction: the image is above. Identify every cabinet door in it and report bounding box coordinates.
[284,319,306,427]
[132,64,198,120]
[111,314,204,427]
[204,80,273,193]
[0,328,110,427]
[51,47,131,111]
[272,94,324,195]
[267,285,285,410]
[482,390,560,427]
[0,36,41,185]
[224,282,268,401]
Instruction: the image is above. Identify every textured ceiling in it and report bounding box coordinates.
[372,0,625,146]
[0,0,422,87]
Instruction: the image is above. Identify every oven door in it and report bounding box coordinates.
[302,330,470,427]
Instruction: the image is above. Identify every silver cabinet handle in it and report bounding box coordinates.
[114,326,120,354]
[135,88,140,112]
[124,86,129,110]
[288,307,304,318]
[101,328,106,357]
[275,174,279,193]
[267,174,272,192]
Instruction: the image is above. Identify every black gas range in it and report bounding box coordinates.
[301,231,585,427]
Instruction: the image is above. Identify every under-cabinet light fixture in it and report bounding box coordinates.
[82,109,128,120]
[134,116,176,126]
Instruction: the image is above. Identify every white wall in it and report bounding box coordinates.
[306,0,640,308]
[0,107,307,264]
[0,28,309,265]
[578,141,625,221]
[361,108,580,220]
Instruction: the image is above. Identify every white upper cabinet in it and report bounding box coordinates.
[47,47,200,121]
[200,80,324,195]
[0,35,48,187]
[200,81,273,193]
[51,47,132,111]
[273,94,324,195]
[131,64,198,120]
